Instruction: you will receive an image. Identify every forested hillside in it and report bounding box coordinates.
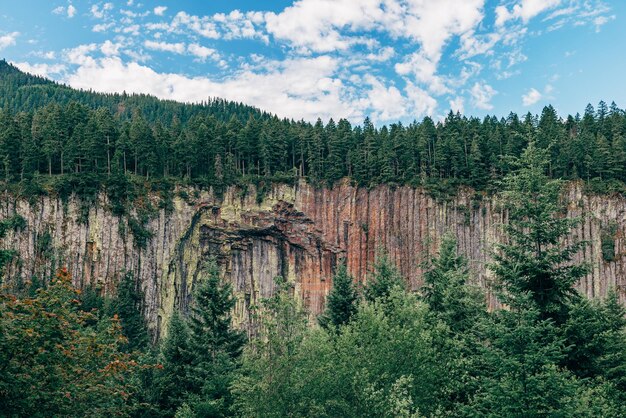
[1,60,626,200]
[2,145,626,416]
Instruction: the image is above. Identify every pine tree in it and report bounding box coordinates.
[108,272,149,352]
[186,259,246,416]
[564,290,626,401]
[469,293,583,417]
[492,142,587,323]
[422,234,485,333]
[155,311,194,415]
[364,252,406,302]
[318,263,359,329]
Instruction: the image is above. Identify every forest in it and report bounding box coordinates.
[1,62,626,416]
[1,60,626,201]
[2,145,626,417]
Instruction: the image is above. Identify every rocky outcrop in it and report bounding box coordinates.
[1,180,625,338]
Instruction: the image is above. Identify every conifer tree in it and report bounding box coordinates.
[422,234,485,333]
[364,252,406,303]
[186,259,246,416]
[470,293,583,416]
[109,272,149,352]
[154,311,194,415]
[318,263,359,329]
[492,142,587,323]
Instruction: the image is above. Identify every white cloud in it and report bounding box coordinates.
[263,0,484,60]
[404,82,437,117]
[13,62,66,78]
[363,75,407,122]
[0,32,19,50]
[53,4,77,18]
[522,87,542,106]
[93,23,114,32]
[470,82,496,110]
[458,32,500,59]
[365,46,395,62]
[62,56,363,122]
[121,25,141,35]
[395,52,449,95]
[28,0,612,124]
[32,50,56,60]
[65,44,98,65]
[31,50,434,123]
[156,10,268,42]
[91,3,113,19]
[496,0,561,26]
[593,15,615,32]
[144,40,186,54]
[100,40,121,56]
[187,43,219,62]
[449,96,465,114]
[154,6,168,16]
[166,11,221,39]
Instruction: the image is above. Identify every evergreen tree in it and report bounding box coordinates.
[186,259,246,417]
[0,268,146,417]
[364,252,406,303]
[318,263,359,329]
[422,234,485,333]
[154,311,194,416]
[564,289,626,404]
[108,272,149,352]
[469,293,584,417]
[492,142,587,323]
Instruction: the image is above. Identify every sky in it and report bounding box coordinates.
[0,0,623,125]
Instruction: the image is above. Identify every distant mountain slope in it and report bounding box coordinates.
[0,60,269,125]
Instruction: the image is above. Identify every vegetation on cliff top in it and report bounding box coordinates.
[2,147,626,416]
[1,60,626,203]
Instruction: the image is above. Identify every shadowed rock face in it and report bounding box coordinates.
[1,180,625,338]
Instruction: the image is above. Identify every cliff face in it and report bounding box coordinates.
[1,180,625,337]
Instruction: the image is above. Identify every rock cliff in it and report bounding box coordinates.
[1,180,625,338]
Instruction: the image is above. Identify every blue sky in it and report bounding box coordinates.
[0,0,622,124]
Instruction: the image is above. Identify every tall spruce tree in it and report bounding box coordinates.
[318,263,359,329]
[186,259,246,417]
[109,272,149,352]
[422,233,485,333]
[154,311,195,416]
[492,142,587,323]
[364,251,406,303]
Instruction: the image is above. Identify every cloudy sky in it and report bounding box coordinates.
[0,0,622,124]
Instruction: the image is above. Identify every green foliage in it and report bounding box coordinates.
[153,311,195,416]
[564,290,626,406]
[3,61,626,207]
[177,259,246,417]
[2,63,626,417]
[468,293,582,417]
[233,285,455,417]
[0,268,148,417]
[364,251,406,302]
[601,221,618,262]
[127,214,154,250]
[108,272,149,352]
[318,263,359,329]
[422,233,485,333]
[492,143,588,323]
